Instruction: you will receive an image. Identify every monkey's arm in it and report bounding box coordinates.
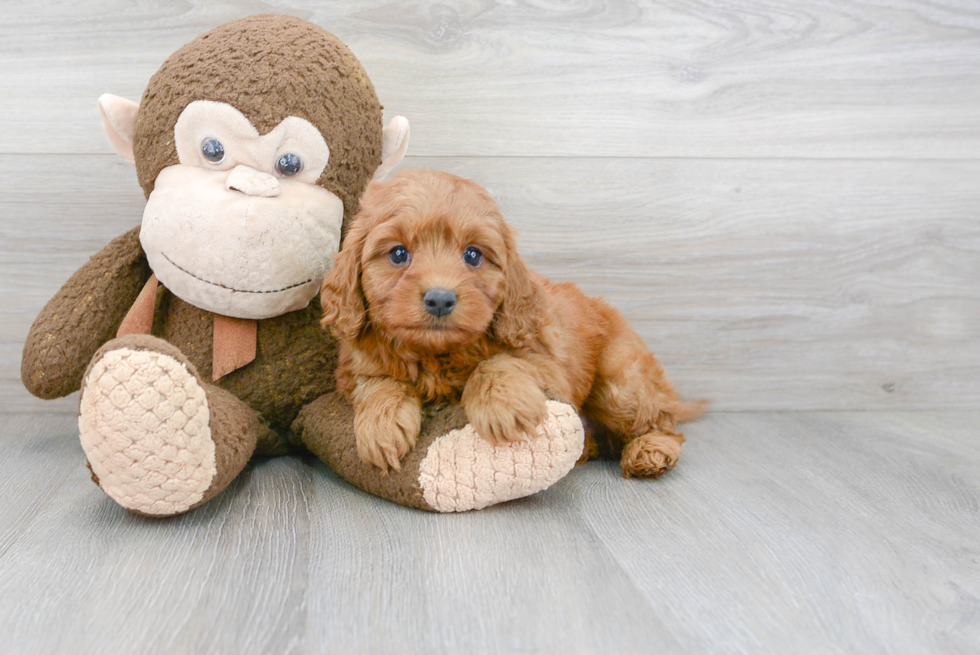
[292,394,584,512]
[22,226,151,399]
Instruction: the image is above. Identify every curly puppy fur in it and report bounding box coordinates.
[320,169,703,475]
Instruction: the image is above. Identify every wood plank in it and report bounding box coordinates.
[300,465,680,654]
[0,413,79,558]
[0,410,975,653]
[566,410,980,654]
[0,451,314,654]
[1,0,979,158]
[3,154,978,411]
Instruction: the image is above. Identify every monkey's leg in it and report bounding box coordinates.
[78,335,272,516]
[292,394,585,512]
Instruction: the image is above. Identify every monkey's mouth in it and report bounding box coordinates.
[161,252,313,294]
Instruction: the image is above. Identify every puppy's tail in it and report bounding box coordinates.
[670,399,709,423]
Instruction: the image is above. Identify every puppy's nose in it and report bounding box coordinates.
[423,288,457,317]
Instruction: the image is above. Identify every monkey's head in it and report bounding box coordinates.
[98,15,409,319]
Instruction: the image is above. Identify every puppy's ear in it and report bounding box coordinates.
[492,227,543,349]
[320,219,368,341]
[321,178,408,339]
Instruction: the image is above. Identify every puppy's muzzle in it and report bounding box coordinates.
[423,288,457,317]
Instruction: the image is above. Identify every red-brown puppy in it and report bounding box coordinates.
[321,169,701,475]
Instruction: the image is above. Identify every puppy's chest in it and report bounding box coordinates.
[412,355,479,403]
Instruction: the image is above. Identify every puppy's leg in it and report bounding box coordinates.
[352,376,422,473]
[462,354,549,445]
[584,314,687,478]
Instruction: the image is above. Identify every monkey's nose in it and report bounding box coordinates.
[226,165,281,198]
[423,288,457,317]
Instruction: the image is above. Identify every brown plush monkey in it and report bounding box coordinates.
[21,14,584,515]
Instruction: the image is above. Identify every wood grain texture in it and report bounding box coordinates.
[0,417,314,654]
[3,155,978,411]
[0,410,976,654]
[0,414,79,558]
[2,2,978,654]
[567,411,980,655]
[0,0,979,158]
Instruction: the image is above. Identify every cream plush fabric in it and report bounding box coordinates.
[79,347,216,516]
[417,401,585,512]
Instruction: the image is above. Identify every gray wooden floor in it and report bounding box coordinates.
[2,1,979,653]
[0,410,977,654]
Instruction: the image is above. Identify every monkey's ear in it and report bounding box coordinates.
[372,116,410,182]
[98,94,140,164]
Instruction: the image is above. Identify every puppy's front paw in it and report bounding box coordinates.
[354,394,421,473]
[464,373,549,446]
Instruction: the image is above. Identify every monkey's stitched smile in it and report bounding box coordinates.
[161,252,313,294]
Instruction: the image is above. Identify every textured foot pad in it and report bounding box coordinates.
[79,347,216,516]
[417,400,584,512]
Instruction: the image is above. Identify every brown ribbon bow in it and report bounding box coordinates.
[117,275,257,381]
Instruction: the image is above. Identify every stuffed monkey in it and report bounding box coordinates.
[21,15,584,516]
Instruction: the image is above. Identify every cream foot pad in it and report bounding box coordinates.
[418,400,584,512]
[79,347,216,516]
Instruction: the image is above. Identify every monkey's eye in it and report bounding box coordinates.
[388,245,410,266]
[276,153,303,177]
[201,138,225,164]
[463,246,484,267]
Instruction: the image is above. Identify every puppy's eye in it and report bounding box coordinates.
[276,153,303,177]
[463,246,484,267]
[389,245,411,266]
[201,138,225,164]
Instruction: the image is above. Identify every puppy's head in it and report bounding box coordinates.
[321,169,540,352]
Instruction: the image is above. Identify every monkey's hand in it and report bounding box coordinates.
[462,355,549,446]
[351,377,422,473]
[22,227,150,399]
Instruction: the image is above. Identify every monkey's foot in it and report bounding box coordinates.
[79,338,217,516]
[417,401,584,512]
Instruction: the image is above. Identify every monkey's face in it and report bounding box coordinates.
[140,101,344,319]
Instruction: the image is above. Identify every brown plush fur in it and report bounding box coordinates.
[22,227,150,400]
[22,14,375,459]
[320,169,703,475]
[23,16,374,433]
[291,393,470,511]
[134,14,383,227]
[22,226,339,438]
